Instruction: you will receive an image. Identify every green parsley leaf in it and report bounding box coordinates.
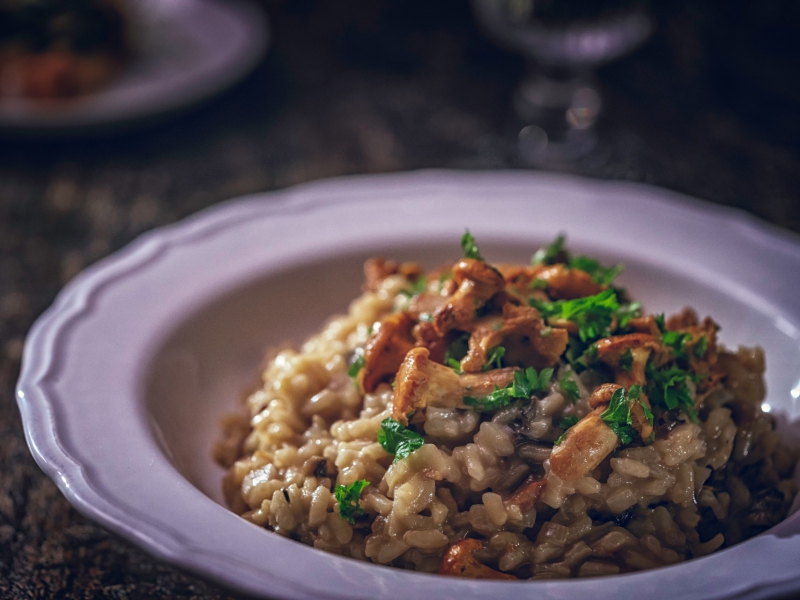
[377,418,425,463]
[348,348,365,379]
[531,234,566,265]
[461,229,484,261]
[559,371,581,403]
[446,358,463,374]
[557,415,579,430]
[532,289,620,343]
[484,346,506,370]
[529,278,549,290]
[568,255,624,286]
[400,276,428,298]
[445,332,470,365]
[334,479,369,524]
[647,365,698,420]
[617,302,642,328]
[662,330,692,361]
[554,416,580,445]
[620,348,633,373]
[466,367,553,412]
[599,385,653,445]
[694,335,708,358]
[654,314,666,333]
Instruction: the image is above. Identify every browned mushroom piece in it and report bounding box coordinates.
[595,333,660,439]
[626,315,662,336]
[534,264,603,300]
[392,347,517,424]
[362,258,423,292]
[459,304,569,374]
[665,307,699,331]
[359,312,416,393]
[433,259,506,336]
[504,473,547,514]
[550,406,620,481]
[589,383,623,408]
[438,539,517,580]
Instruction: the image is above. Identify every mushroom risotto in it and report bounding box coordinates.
[216,233,798,579]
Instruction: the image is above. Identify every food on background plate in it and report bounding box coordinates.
[0,0,129,98]
[216,232,798,579]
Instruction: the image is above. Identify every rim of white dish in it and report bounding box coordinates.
[0,0,268,130]
[16,170,800,600]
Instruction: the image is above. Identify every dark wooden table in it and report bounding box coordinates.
[1,1,798,597]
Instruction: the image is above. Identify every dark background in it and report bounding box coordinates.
[1,0,799,597]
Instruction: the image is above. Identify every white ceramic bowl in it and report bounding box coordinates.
[17,171,800,599]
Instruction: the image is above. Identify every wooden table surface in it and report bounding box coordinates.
[1,0,798,597]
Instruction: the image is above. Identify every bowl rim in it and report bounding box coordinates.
[16,169,800,600]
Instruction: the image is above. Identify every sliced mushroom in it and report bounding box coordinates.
[459,304,569,374]
[595,333,659,439]
[504,473,546,514]
[534,264,603,300]
[625,315,661,336]
[392,347,517,424]
[549,407,619,481]
[359,311,416,393]
[589,383,623,409]
[438,539,517,580]
[362,258,422,292]
[433,259,505,336]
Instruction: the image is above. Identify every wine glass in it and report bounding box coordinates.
[472,0,653,167]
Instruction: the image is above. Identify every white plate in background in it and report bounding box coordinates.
[16,171,800,599]
[0,0,268,132]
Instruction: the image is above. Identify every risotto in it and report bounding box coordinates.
[216,233,798,579]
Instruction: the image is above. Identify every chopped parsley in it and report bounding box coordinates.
[377,418,425,463]
[647,365,699,421]
[483,346,506,370]
[464,367,552,412]
[400,276,428,298]
[529,278,549,290]
[599,385,653,445]
[334,479,369,524]
[554,415,580,445]
[654,313,666,333]
[445,332,470,367]
[531,288,620,343]
[559,371,581,403]
[568,255,624,286]
[617,302,642,328]
[619,348,633,373]
[531,234,566,266]
[446,358,463,374]
[694,335,708,358]
[557,415,579,430]
[461,229,484,261]
[348,348,365,379]
[662,330,692,361]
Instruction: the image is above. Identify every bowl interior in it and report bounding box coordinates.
[144,240,800,505]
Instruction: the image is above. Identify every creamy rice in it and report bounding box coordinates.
[217,236,798,579]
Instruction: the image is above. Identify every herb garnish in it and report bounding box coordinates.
[531,288,619,342]
[617,302,642,328]
[464,367,553,411]
[654,313,666,333]
[377,418,425,463]
[662,330,692,361]
[445,332,470,373]
[447,358,463,374]
[483,346,506,370]
[348,349,365,379]
[568,256,624,286]
[599,385,653,445]
[554,415,580,445]
[334,479,369,524]
[646,365,699,421]
[400,276,428,298]
[559,371,581,403]
[461,230,484,261]
[531,234,566,266]
[694,335,708,358]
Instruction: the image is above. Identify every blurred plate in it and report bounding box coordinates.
[0,0,268,132]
